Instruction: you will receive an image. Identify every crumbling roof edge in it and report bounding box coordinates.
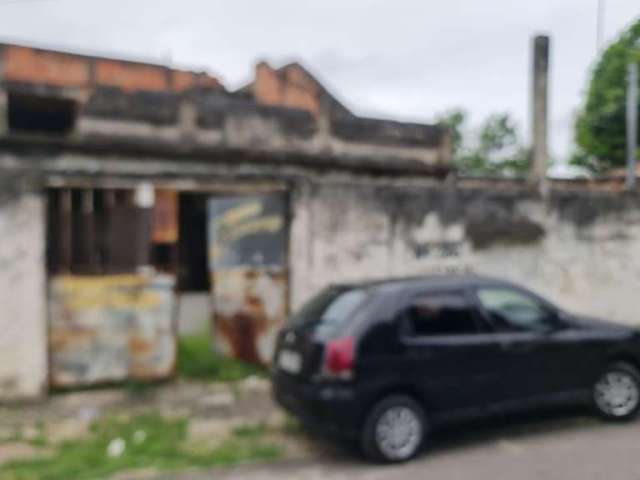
[0,134,452,178]
[236,59,353,116]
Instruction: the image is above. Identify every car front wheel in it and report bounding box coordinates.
[361,395,426,463]
[593,362,640,421]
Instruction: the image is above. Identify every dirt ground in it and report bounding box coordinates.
[0,377,319,468]
[5,382,640,480]
[164,409,640,480]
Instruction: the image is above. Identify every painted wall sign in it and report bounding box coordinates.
[208,195,286,268]
[208,194,288,365]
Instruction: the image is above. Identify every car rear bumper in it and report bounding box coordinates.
[272,371,361,438]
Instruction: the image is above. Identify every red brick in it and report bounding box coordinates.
[254,62,283,106]
[253,62,320,116]
[95,60,167,92]
[283,65,320,115]
[172,70,196,92]
[171,70,221,92]
[3,46,90,88]
[199,74,221,90]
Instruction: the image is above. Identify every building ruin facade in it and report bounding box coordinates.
[1,42,639,401]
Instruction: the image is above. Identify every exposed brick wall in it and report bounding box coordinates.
[254,62,282,106]
[0,43,222,94]
[172,70,197,93]
[95,60,167,92]
[172,70,221,93]
[254,62,321,116]
[282,65,320,115]
[199,74,222,90]
[3,46,90,88]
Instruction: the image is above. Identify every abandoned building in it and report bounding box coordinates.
[1,41,640,401]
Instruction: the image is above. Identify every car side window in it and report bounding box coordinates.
[403,292,480,337]
[476,287,556,333]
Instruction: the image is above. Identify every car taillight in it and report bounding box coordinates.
[323,337,355,380]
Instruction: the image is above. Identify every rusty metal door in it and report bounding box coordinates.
[207,193,288,365]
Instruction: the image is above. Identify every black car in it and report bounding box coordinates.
[272,275,640,462]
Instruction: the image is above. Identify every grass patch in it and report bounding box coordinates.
[26,421,48,448]
[0,426,22,444]
[232,423,268,439]
[177,333,267,382]
[122,379,156,397]
[281,416,303,435]
[1,414,282,480]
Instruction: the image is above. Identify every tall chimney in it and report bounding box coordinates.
[0,52,6,135]
[529,35,550,193]
[0,90,6,136]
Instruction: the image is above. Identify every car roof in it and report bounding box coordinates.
[335,274,520,295]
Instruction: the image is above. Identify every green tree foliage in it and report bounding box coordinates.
[437,108,466,157]
[437,110,531,176]
[574,19,640,172]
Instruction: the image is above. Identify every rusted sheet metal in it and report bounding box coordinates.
[152,189,178,244]
[208,194,288,365]
[48,273,176,387]
[212,269,287,365]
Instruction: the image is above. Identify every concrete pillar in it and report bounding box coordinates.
[178,98,198,142]
[0,45,6,135]
[0,189,48,400]
[627,62,638,191]
[317,96,333,151]
[0,89,7,136]
[529,35,550,194]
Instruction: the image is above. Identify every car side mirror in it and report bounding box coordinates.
[547,311,569,332]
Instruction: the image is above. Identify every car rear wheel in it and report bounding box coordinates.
[592,362,640,421]
[361,395,426,463]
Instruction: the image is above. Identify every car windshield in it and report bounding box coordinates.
[288,287,368,338]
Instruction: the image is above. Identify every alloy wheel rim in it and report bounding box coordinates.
[375,406,422,460]
[594,371,640,417]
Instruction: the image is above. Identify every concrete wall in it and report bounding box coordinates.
[3,171,640,401]
[176,293,211,336]
[290,181,640,326]
[0,191,47,400]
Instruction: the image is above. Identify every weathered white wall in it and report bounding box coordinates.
[0,192,47,400]
[290,182,640,326]
[3,176,639,401]
[176,293,211,336]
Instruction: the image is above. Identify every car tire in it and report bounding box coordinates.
[361,395,427,463]
[592,362,640,422]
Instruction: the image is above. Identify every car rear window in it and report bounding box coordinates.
[404,292,479,336]
[289,287,368,338]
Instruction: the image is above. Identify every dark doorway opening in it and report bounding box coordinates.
[178,193,210,292]
[46,187,150,275]
[8,92,77,135]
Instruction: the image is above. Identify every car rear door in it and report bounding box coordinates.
[396,289,507,414]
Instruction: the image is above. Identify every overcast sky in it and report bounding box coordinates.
[0,0,638,161]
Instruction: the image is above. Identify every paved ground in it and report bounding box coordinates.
[164,409,640,480]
